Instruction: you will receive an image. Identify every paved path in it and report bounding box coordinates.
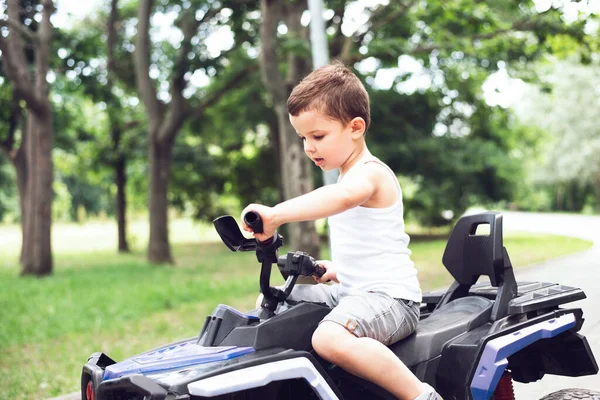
[501,212,600,398]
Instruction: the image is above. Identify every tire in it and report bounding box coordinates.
[539,389,600,400]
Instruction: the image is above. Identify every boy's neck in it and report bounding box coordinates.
[339,142,372,177]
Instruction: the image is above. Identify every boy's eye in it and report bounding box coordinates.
[314,135,324,140]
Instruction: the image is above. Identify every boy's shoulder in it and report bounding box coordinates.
[343,157,396,186]
[340,157,399,208]
[347,157,393,175]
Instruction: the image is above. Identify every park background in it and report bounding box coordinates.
[0,0,599,398]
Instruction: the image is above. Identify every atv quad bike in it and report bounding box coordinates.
[81,211,599,400]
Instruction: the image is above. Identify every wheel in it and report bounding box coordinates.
[539,389,600,400]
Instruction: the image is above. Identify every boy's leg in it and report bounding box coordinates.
[312,322,428,399]
[286,283,339,307]
[312,290,438,400]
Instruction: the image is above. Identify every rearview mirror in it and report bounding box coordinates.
[213,216,257,252]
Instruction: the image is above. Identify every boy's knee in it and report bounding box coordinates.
[311,321,352,359]
[311,325,328,355]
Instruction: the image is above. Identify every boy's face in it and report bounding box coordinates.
[289,110,365,171]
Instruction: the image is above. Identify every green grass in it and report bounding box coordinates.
[0,220,593,399]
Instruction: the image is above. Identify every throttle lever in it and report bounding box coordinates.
[278,251,326,278]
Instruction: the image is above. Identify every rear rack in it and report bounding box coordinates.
[422,281,586,316]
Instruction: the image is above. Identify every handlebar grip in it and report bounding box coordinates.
[314,263,326,278]
[244,211,264,234]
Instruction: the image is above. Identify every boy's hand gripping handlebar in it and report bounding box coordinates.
[243,211,264,234]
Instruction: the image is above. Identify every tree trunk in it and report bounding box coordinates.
[147,135,173,263]
[21,110,53,276]
[273,105,320,256]
[108,0,131,254]
[267,115,284,203]
[115,157,130,253]
[0,0,55,276]
[259,0,320,259]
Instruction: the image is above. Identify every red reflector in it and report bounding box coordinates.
[86,380,95,400]
[493,371,515,400]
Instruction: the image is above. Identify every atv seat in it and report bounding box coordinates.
[389,296,492,367]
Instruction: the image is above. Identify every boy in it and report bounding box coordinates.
[241,62,439,400]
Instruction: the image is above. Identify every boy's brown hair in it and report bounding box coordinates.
[287,61,371,133]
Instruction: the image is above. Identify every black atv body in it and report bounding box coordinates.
[81,212,598,400]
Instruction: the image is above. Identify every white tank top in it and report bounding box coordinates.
[328,160,422,302]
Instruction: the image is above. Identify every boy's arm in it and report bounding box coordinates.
[241,163,379,240]
[273,164,377,225]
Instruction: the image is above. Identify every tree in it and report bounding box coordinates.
[0,0,55,276]
[259,0,320,257]
[255,0,591,235]
[322,0,591,224]
[517,59,600,211]
[172,65,280,222]
[44,0,145,251]
[134,0,258,263]
[105,0,144,251]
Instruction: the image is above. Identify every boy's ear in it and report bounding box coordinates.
[349,117,366,139]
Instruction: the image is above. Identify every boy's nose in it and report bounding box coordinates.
[304,140,315,153]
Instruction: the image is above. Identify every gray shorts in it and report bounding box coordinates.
[285,284,420,346]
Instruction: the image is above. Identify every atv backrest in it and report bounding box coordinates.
[442,212,505,287]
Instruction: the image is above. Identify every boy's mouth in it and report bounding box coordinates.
[314,158,324,166]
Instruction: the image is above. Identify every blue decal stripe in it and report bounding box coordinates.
[470,313,576,400]
[103,343,255,381]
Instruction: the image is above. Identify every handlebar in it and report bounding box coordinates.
[245,213,325,309]
[315,264,326,278]
[243,211,263,234]
[278,253,325,278]
[213,211,324,315]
